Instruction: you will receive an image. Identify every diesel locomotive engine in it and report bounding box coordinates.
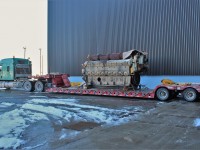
[82,49,148,89]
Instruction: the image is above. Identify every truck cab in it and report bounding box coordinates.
[0,58,32,81]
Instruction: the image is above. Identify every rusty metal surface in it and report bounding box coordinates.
[88,53,123,61]
[82,50,148,87]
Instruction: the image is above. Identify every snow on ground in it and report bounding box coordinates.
[0,102,15,108]
[68,76,84,82]
[0,109,48,149]
[30,98,113,111]
[59,129,80,140]
[0,137,24,149]
[29,96,47,98]
[193,118,200,127]
[22,141,47,150]
[22,103,83,122]
[29,98,78,106]
[27,98,144,125]
[0,98,144,149]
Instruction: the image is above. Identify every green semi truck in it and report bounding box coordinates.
[0,58,45,92]
[0,58,32,80]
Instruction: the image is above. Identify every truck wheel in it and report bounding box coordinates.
[156,87,170,101]
[183,88,198,102]
[23,81,34,92]
[35,81,44,92]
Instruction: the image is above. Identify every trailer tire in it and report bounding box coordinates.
[156,87,170,101]
[35,81,44,92]
[183,88,198,102]
[23,81,34,92]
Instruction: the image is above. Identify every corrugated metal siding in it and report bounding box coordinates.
[48,0,200,75]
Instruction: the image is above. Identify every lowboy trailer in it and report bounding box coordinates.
[1,53,199,102]
[43,50,200,102]
[43,74,200,102]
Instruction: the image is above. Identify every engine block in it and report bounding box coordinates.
[82,50,148,88]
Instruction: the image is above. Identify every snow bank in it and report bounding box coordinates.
[193,118,200,127]
[68,76,84,82]
[141,75,200,89]
[0,137,24,149]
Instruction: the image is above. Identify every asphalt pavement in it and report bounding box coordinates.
[0,89,199,149]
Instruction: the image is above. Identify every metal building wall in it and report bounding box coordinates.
[48,0,200,75]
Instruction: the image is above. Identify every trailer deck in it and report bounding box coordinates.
[45,87,156,99]
[45,83,200,102]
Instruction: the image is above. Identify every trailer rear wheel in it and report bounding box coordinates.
[183,88,198,102]
[35,81,44,92]
[156,87,170,101]
[23,81,34,92]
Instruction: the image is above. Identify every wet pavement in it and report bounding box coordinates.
[0,89,156,149]
[65,101,200,150]
[0,89,200,149]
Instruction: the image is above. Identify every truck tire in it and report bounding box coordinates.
[156,87,170,101]
[35,81,44,92]
[23,81,34,92]
[183,88,198,102]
